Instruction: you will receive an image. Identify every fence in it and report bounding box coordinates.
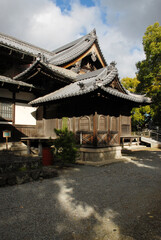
[132,129,161,142]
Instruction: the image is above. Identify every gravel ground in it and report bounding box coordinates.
[0,149,161,240]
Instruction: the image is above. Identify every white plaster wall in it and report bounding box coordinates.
[15,103,37,125]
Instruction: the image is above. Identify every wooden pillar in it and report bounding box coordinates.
[56,118,58,129]
[80,132,82,145]
[38,141,42,156]
[73,117,76,134]
[129,116,132,134]
[93,111,98,146]
[118,115,121,145]
[12,92,16,125]
[27,140,31,155]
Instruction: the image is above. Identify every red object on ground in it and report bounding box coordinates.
[42,147,53,166]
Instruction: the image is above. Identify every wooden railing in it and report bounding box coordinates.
[132,129,161,142]
[76,131,119,147]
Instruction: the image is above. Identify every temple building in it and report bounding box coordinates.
[0,29,150,159]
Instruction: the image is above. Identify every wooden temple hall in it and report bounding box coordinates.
[0,29,150,160]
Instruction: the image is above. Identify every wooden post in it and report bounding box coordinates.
[118,115,121,145]
[80,132,82,145]
[6,137,8,150]
[38,141,42,156]
[12,92,16,126]
[27,140,31,155]
[93,112,98,146]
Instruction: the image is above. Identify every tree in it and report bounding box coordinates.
[121,77,140,93]
[53,128,78,166]
[121,77,153,130]
[136,22,161,126]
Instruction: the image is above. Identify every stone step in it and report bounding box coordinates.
[141,136,161,148]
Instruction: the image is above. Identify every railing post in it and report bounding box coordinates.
[80,132,82,145]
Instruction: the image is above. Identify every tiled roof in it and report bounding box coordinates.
[49,29,107,66]
[0,30,107,67]
[0,75,35,88]
[13,60,77,82]
[0,32,53,59]
[48,64,78,79]
[30,64,150,105]
[100,86,151,103]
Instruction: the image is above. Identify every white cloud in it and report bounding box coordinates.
[99,27,145,78]
[0,0,160,78]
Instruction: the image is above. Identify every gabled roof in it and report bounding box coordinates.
[0,32,53,59]
[0,30,107,68]
[30,64,151,105]
[49,29,107,66]
[13,60,77,83]
[0,75,35,89]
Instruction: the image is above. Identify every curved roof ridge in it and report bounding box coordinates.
[13,60,39,80]
[127,90,151,101]
[0,32,53,58]
[0,75,35,88]
[52,29,97,54]
[13,60,76,82]
[101,86,151,103]
[94,65,118,87]
[49,33,96,65]
[29,63,151,106]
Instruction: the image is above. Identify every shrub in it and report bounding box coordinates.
[53,128,78,165]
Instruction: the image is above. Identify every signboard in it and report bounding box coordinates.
[3,130,11,150]
[3,130,11,138]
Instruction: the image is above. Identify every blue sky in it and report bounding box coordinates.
[55,0,96,10]
[0,0,160,78]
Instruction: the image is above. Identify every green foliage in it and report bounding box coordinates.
[136,22,161,126]
[121,77,140,93]
[121,77,152,130]
[131,105,154,131]
[53,128,78,165]
[19,166,27,172]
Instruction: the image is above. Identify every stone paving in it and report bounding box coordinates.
[0,148,161,240]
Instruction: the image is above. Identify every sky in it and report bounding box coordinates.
[0,0,160,79]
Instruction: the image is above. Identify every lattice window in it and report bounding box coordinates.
[0,102,13,120]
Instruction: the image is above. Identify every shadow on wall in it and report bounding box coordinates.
[0,117,27,143]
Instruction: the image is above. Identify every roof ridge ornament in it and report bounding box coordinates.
[77,82,85,90]
[90,29,96,38]
[36,53,48,64]
[110,61,116,67]
[91,50,97,62]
